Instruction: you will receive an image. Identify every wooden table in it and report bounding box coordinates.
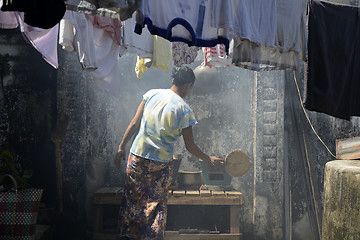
[93,187,243,240]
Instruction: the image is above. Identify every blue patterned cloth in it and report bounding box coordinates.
[130,89,197,162]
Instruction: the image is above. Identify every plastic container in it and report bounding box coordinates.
[200,160,231,186]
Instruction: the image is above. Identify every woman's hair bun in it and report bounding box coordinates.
[172,66,195,86]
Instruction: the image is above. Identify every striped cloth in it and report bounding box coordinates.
[203,44,231,68]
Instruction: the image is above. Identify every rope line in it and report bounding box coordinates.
[292,71,336,158]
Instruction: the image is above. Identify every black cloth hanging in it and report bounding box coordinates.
[305,0,360,120]
[1,0,66,29]
[0,0,29,12]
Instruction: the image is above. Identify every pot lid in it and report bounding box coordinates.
[224,149,252,177]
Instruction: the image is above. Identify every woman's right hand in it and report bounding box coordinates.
[113,148,126,168]
[209,156,225,167]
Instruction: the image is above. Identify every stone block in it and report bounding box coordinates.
[263,100,277,112]
[322,160,360,240]
[264,112,277,124]
[264,124,277,135]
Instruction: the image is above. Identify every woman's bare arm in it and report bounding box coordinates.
[113,101,145,168]
[182,126,224,166]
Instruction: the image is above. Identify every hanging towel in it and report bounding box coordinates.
[230,0,307,71]
[210,0,276,47]
[121,11,153,59]
[15,12,59,68]
[152,35,170,73]
[59,11,98,70]
[59,11,123,96]
[305,0,360,120]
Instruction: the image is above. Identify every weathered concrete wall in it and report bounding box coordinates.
[252,71,285,240]
[321,160,360,240]
[0,29,57,204]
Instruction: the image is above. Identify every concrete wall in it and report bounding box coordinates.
[0,29,57,205]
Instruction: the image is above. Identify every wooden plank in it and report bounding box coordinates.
[93,232,116,240]
[199,190,211,197]
[93,229,243,239]
[94,194,123,205]
[336,136,360,160]
[94,187,110,194]
[186,190,200,197]
[168,196,241,205]
[165,231,242,240]
[225,191,242,197]
[230,206,241,234]
[212,191,226,197]
[94,187,123,195]
[94,187,124,205]
[93,206,103,234]
[225,192,243,205]
[173,190,186,197]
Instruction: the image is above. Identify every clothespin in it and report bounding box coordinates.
[306,0,310,16]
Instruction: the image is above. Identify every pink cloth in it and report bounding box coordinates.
[0,0,18,29]
[15,12,58,69]
[85,14,122,45]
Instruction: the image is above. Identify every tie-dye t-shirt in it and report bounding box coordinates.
[130,89,197,162]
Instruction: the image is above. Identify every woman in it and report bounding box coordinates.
[113,66,224,240]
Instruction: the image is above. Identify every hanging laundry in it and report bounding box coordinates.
[135,56,147,80]
[59,10,123,96]
[86,15,122,46]
[171,42,199,67]
[135,0,229,51]
[1,0,65,29]
[217,0,307,71]
[65,0,140,21]
[211,0,276,47]
[89,18,123,96]
[0,0,18,29]
[152,35,170,73]
[59,11,97,70]
[305,0,360,120]
[15,12,58,68]
[202,44,231,68]
[121,11,153,59]
[0,0,28,12]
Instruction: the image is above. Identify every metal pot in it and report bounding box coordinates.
[178,170,202,189]
[170,155,182,189]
